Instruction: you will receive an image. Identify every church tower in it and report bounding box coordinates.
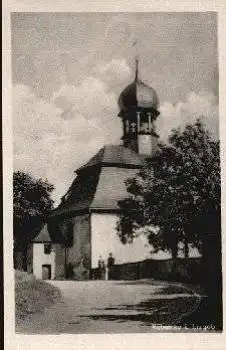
[118,59,160,156]
[33,56,163,281]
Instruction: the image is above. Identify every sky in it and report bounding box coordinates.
[11,12,218,205]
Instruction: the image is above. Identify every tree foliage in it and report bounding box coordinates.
[117,120,220,259]
[13,171,55,248]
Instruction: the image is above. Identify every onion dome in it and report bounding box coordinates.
[118,79,159,111]
[118,60,159,112]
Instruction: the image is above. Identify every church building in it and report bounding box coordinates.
[32,61,171,280]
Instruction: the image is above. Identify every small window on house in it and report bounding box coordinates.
[44,243,52,254]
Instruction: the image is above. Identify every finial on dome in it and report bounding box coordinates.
[118,38,160,113]
[133,39,139,81]
[135,57,139,81]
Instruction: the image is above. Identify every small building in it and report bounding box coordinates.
[33,225,55,280]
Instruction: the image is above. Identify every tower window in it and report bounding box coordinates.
[131,122,137,132]
[44,243,52,254]
[140,122,149,133]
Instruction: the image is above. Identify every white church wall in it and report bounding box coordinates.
[33,243,56,280]
[91,213,152,268]
[91,213,201,268]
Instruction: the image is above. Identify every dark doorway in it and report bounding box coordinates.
[42,264,51,280]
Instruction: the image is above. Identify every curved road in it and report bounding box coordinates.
[16,279,203,334]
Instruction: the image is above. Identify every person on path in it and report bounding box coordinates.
[98,256,106,280]
[107,253,115,280]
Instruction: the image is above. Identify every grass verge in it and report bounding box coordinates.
[15,270,62,321]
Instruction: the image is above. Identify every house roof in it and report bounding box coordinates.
[33,224,52,242]
[49,145,144,218]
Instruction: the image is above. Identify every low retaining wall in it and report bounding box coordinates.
[92,258,203,284]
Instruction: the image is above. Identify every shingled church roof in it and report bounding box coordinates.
[90,166,141,210]
[49,145,145,217]
[77,144,144,172]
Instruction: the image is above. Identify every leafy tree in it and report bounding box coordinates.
[118,119,221,329]
[13,171,54,270]
[117,120,220,266]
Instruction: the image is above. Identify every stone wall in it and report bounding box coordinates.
[66,214,91,280]
[54,244,66,279]
[92,258,203,284]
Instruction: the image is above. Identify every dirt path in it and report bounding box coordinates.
[16,279,203,334]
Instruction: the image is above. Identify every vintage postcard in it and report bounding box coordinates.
[3,1,226,349]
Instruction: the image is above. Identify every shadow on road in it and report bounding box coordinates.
[70,283,218,331]
[76,296,201,327]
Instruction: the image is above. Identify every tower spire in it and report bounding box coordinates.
[135,56,139,81]
[133,39,139,81]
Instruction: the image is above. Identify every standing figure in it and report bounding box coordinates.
[98,256,106,280]
[107,253,115,280]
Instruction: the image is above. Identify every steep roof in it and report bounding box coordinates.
[33,224,52,242]
[50,145,144,217]
[50,168,101,217]
[77,144,144,172]
[91,166,140,210]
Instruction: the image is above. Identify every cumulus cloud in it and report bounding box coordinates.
[52,77,117,120]
[157,91,218,141]
[13,59,133,204]
[13,59,218,206]
[13,83,113,204]
[94,59,132,85]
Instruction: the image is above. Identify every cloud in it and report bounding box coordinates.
[13,61,218,206]
[13,83,110,203]
[94,59,132,85]
[52,58,132,119]
[13,59,132,203]
[157,91,218,141]
[52,77,117,120]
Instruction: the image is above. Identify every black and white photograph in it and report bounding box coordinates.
[10,11,222,335]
